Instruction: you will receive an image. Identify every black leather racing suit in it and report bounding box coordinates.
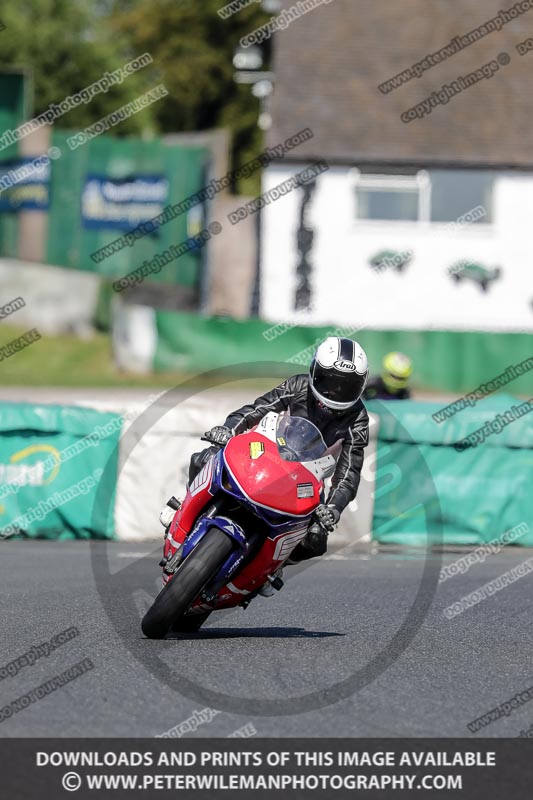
[189,374,369,518]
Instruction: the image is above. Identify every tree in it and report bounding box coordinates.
[0,0,272,189]
[0,0,160,134]
[109,0,271,191]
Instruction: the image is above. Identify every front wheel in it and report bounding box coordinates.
[170,611,212,634]
[141,527,234,639]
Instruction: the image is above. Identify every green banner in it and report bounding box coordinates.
[47,130,209,288]
[153,310,533,395]
[0,402,121,540]
[0,71,27,258]
[369,396,533,546]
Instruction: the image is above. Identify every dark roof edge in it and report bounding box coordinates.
[272,155,533,171]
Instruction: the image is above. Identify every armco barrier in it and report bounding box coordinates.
[368,393,533,546]
[0,402,121,539]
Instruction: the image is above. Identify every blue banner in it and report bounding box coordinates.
[0,159,50,211]
[81,174,169,230]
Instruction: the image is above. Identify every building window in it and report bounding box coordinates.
[353,169,493,224]
[354,171,430,222]
[428,170,493,223]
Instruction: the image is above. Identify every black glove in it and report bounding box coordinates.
[313,504,340,533]
[205,425,232,447]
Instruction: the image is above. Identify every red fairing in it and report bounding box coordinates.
[223,431,320,516]
[162,457,215,583]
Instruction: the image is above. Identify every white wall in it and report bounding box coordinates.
[0,258,100,336]
[260,165,533,333]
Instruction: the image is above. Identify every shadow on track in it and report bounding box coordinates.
[147,626,345,641]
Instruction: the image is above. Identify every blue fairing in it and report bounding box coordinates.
[181,513,249,592]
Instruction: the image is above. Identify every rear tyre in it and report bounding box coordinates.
[141,527,233,639]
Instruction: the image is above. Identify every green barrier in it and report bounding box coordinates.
[153,310,533,394]
[0,72,27,258]
[47,130,209,286]
[0,402,121,540]
[368,396,533,546]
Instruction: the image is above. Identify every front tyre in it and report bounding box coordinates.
[141,527,233,639]
[170,611,212,634]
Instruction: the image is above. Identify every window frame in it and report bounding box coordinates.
[351,168,493,226]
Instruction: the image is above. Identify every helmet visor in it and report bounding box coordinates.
[312,366,367,406]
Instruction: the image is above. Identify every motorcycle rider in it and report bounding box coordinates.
[363,351,412,401]
[159,336,370,591]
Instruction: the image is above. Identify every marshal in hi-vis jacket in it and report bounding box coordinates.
[223,374,369,515]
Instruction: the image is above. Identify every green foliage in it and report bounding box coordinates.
[0,0,164,134]
[0,0,272,188]
[109,0,270,191]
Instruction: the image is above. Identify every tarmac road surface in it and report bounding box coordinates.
[1,539,532,738]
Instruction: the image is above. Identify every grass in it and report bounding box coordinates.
[0,323,274,390]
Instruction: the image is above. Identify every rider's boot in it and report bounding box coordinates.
[288,522,328,563]
[159,496,182,584]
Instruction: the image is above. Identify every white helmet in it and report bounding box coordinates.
[309,336,368,410]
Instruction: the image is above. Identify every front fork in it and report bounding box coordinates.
[159,497,222,581]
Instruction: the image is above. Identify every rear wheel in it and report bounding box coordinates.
[141,527,233,639]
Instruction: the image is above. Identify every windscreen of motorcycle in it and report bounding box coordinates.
[275,415,327,462]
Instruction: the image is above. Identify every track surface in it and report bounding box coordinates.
[1,540,532,738]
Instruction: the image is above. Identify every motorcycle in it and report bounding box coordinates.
[141,411,339,639]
